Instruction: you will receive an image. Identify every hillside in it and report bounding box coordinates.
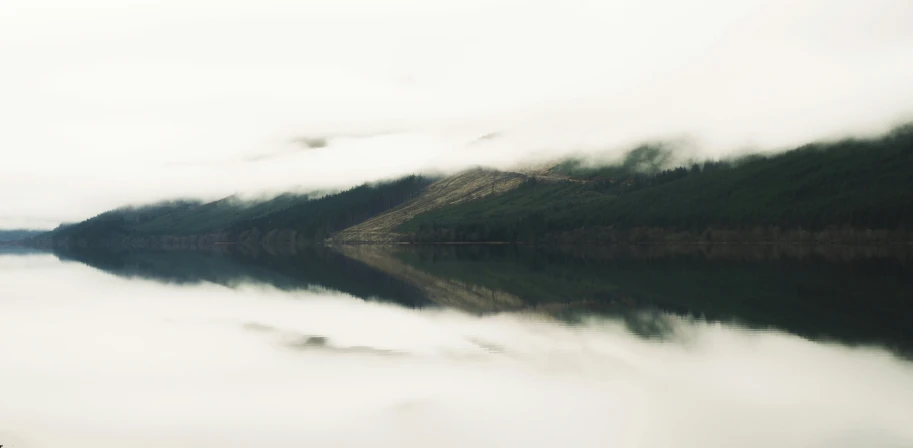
[331,168,527,243]
[398,125,913,244]
[37,175,433,249]
[27,125,913,249]
[0,229,46,244]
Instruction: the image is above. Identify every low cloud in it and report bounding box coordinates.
[1,0,912,226]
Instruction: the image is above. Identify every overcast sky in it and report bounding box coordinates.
[2,0,912,229]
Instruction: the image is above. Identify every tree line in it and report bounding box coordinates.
[402,125,913,243]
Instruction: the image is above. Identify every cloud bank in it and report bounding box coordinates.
[1,0,912,227]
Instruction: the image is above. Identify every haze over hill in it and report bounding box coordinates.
[6,2,913,448]
[3,0,913,229]
[27,124,913,250]
[0,229,45,243]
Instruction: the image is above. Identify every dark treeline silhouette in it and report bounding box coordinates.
[41,175,433,248]
[230,175,432,240]
[0,229,46,243]
[30,125,913,248]
[402,125,913,243]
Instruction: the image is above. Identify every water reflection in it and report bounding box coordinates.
[1,251,912,448]
[376,244,913,355]
[53,245,430,308]
[0,246,46,255]
[51,243,913,356]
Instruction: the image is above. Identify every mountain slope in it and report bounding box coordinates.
[27,125,913,248]
[0,229,46,243]
[38,175,433,249]
[399,125,913,243]
[331,168,527,243]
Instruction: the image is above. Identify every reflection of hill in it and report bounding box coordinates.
[55,243,913,356]
[383,245,913,355]
[334,245,527,313]
[53,246,430,308]
[0,246,48,255]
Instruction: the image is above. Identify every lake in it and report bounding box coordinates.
[2,244,913,447]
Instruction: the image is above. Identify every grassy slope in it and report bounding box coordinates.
[332,169,527,242]
[230,175,432,236]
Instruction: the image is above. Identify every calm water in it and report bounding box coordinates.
[2,245,913,447]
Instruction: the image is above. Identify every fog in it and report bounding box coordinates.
[1,254,911,448]
[2,0,913,228]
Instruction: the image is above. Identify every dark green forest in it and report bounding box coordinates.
[36,124,913,247]
[401,125,913,243]
[0,229,45,243]
[47,175,432,246]
[229,175,432,239]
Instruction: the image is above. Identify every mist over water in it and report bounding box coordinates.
[2,252,912,448]
[4,1,913,445]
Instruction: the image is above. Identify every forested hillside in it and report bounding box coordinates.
[29,125,913,248]
[400,125,913,243]
[0,229,45,243]
[230,175,433,240]
[41,175,432,248]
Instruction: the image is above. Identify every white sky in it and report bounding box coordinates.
[1,0,912,228]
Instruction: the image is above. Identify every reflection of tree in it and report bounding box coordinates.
[390,244,913,357]
[52,246,429,308]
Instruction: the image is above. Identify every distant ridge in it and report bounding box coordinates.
[25,124,913,249]
[0,229,46,244]
[398,125,913,244]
